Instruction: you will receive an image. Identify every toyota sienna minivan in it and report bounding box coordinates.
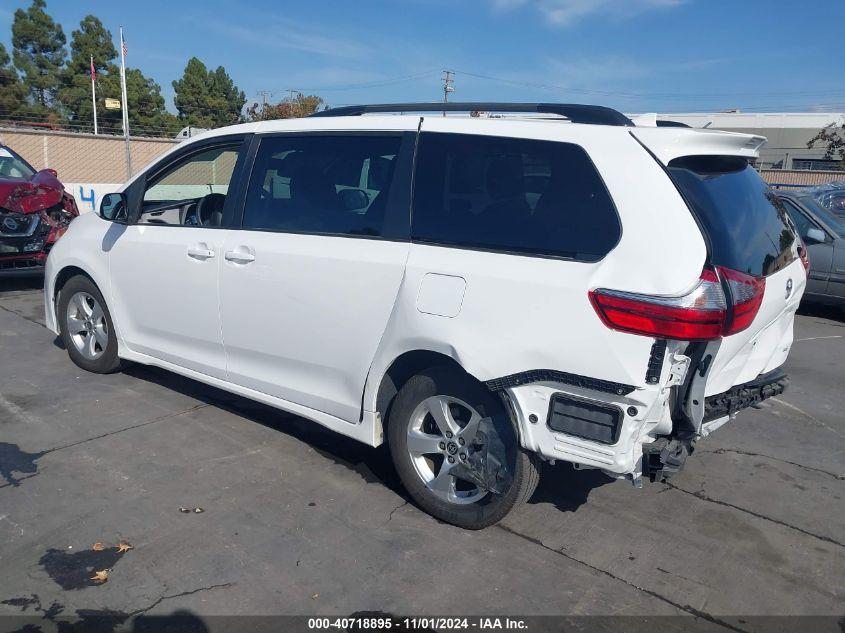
[44,103,806,529]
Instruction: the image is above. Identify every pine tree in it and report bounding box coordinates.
[210,66,246,126]
[172,57,214,128]
[173,57,245,128]
[11,0,67,114]
[58,15,118,132]
[0,43,27,119]
[97,68,180,137]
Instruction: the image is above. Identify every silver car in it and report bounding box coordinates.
[779,190,845,307]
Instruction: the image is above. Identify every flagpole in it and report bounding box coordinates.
[119,25,132,178]
[90,55,98,135]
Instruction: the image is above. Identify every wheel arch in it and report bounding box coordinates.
[371,348,479,433]
[48,264,107,335]
[54,265,98,299]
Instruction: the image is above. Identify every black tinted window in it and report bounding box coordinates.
[243,135,402,237]
[797,196,845,238]
[780,200,815,239]
[412,133,620,260]
[668,156,797,277]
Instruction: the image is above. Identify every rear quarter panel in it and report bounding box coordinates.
[364,119,707,412]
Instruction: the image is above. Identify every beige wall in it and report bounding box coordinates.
[0,127,177,184]
[759,169,844,189]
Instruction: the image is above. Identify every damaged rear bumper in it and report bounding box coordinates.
[643,367,788,482]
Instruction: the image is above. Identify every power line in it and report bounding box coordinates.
[280,70,440,94]
[451,69,845,102]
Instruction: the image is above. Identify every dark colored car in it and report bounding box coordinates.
[778,190,845,307]
[0,144,79,276]
[805,181,845,218]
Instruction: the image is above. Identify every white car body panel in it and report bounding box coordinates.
[219,230,409,423]
[44,113,802,483]
[109,225,230,379]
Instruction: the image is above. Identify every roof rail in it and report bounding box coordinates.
[310,102,634,127]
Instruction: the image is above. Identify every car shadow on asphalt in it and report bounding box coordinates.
[122,364,405,494]
[797,302,845,324]
[0,594,210,633]
[0,277,44,293]
[121,364,611,516]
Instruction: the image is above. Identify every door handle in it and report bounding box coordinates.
[224,249,255,264]
[187,244,215,260]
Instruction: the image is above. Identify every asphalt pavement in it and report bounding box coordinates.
[0,278,842,632]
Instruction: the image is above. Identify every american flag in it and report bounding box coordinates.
[90,55,95,80]
[121,33,127,58]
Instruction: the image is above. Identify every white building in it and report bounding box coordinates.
[631,112,845,171]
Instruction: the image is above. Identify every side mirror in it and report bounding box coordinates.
[338,188,370,212]
[37,168,59,178]
[805,227,826,244]
[100,192,127,222]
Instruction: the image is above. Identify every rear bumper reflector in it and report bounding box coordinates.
[546,393,623,445]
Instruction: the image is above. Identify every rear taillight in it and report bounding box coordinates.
[589,267,765,341]
[717,266,765,335]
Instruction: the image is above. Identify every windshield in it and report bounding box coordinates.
[798,195,845,238]
[0,148,36,180]
[668,156,798,277]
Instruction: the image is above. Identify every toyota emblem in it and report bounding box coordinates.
[2,217,19,231]
[785,278,793,299]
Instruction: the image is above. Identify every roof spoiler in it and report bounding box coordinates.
[310,102,635,127]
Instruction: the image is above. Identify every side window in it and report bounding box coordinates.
[781,200,815,239]
[242,134,403,237]
[411,132,620,260]
[141,144,241,226]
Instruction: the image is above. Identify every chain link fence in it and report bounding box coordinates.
[0,127,176,184]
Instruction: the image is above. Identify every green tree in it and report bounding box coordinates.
[0,43,27,119]
[11,0,67,113]
[66,15,117,76]
[58,15,119,132]
[173,57,245,128]
[245,93,326,120]
[96,68,180,137]
[210,66,246,126]
[807,124,845,168]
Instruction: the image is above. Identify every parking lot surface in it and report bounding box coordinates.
[0,279,843,631]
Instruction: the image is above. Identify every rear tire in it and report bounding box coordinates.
[388,366,540,529]
[58,275,123,374]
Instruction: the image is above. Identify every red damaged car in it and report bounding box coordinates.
[0,144,79,276]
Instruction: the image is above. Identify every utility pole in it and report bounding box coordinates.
[257,91,271,117]
[441,70,454,117]
[286,89,301,117]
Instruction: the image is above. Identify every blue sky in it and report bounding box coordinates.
[1,0,844,114]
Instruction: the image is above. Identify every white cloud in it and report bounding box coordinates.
[492,0,686,27]
[199,16,370,60]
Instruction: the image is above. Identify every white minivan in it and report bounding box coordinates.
[44,103,807,529]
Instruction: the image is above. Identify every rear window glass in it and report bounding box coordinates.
[412,132,620,260]
[668,156,797,277]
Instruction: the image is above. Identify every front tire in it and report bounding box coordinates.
[388,366,540,529]
[58,275,123,374]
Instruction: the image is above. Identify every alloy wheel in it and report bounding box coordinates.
[65,291,108,361]
[406,395,487,505]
